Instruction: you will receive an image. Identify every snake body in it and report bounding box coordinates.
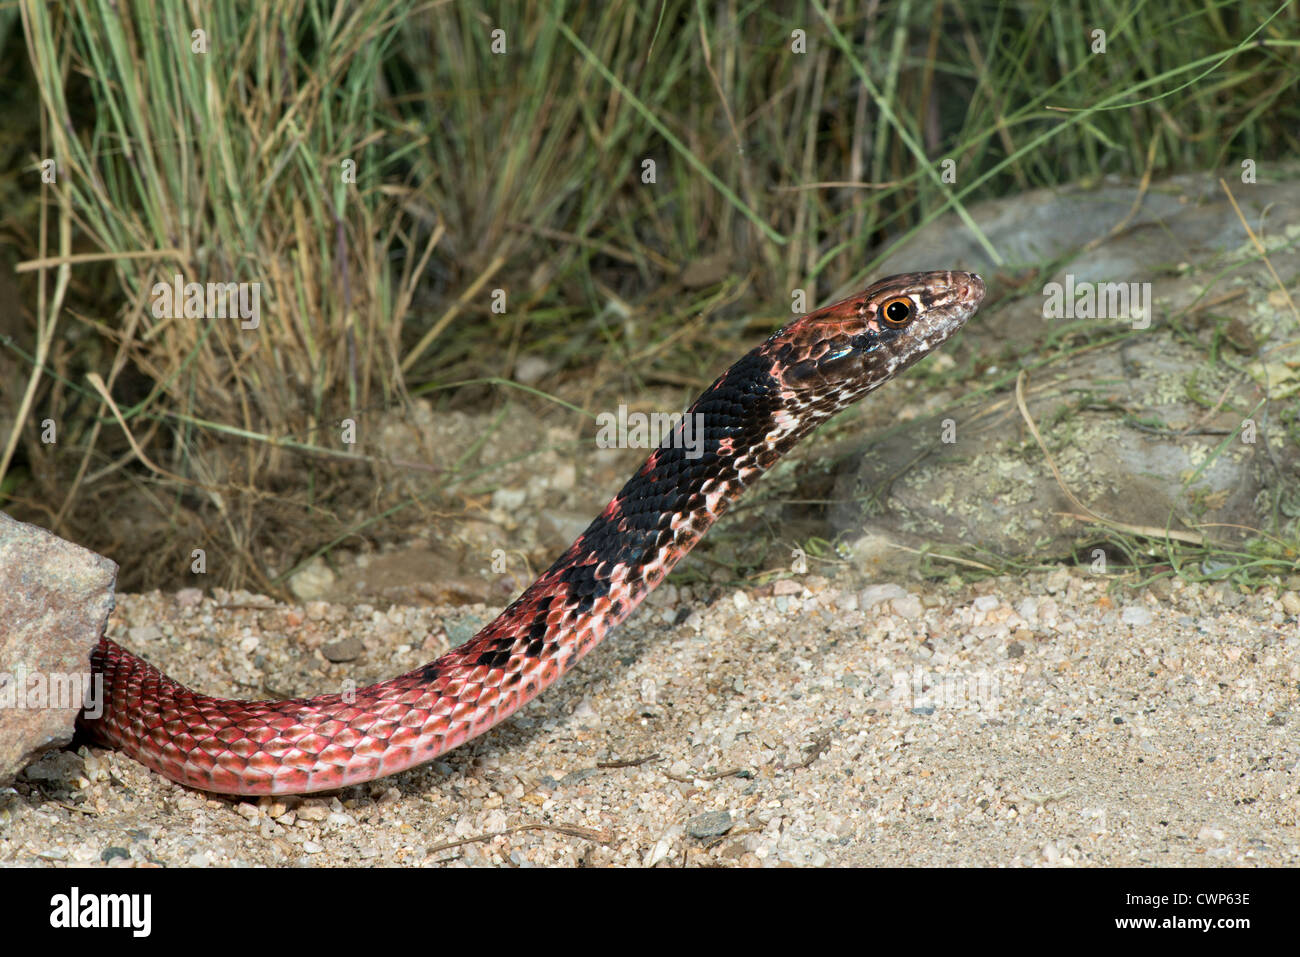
[80,271,985,795]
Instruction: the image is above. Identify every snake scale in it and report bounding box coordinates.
[79,270,985,795]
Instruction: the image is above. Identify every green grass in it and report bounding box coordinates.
[1,0,1297,593]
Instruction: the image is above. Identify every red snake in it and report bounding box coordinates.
[80,271,985,795]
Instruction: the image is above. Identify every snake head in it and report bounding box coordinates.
[770,270,985,396]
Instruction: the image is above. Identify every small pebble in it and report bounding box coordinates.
[322,637,364,662]
[861,584,908,608]
[686,810,733,839]
[891,596,923,619]
[127,624,163,643]
[1121,605,1153,626]
[491,487,527,511]
[639,678,658,705]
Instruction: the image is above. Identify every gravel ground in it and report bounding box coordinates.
[3,566,1297,867]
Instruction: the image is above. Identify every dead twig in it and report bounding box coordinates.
[596,753,660,770]
[424,822,614,857]
[779,731,831,771]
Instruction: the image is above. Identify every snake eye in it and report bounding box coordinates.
[882,298,913,327]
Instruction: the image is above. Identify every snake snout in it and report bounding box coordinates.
[953,271,986,306]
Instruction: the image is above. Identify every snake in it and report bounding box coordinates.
[79,270,985,795]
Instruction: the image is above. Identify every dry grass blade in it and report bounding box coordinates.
[84,372,189,486]
[5,1,1297,594]
[401,253,507,373]
[0,155,69,484]
[1218,177,1300,325]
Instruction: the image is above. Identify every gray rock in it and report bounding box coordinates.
[321,637,364,662]
[686,809,733,839]
[21,750,85,785]
[868,172,1263,282]
[0,511,117,786]
[831,173,1300,563]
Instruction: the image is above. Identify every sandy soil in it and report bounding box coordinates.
[4,565,1296,867]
